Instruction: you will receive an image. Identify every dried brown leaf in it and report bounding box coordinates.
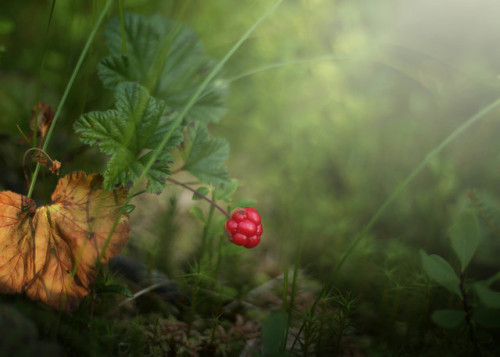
[30,101,54,141]
[0,171,130,311]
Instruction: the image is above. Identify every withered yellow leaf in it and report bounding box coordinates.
[0,171,130,311]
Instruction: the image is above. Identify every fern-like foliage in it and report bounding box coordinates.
[74,82,182,193]
[98,13,226,124]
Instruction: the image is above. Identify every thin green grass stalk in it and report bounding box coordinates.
[196,55,351,102]
[31,0,57,150]
[213,234,224,285]
[283,232,302,350]
[27,0,114,198]
[282,268,289,313]
[117,0,127,54]
[187,264,202,338]
[201,195,216,264]
[77,0,97,119]
[225,55,351,84]
[97,0,284,264]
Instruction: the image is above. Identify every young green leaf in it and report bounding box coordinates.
[479,271,500,287]
[431,309,466,329]
[74,82,183,193]
[182,123,231,186]
[98,13,226,123]
[420,250,461,296]
[474,283,500,309]
[448,210,480,270]
[189,206,205,222]
[214,178,238,201]
[233,198,258,209]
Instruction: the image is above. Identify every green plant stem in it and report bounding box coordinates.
[187,266,202,338]
[282,268,289,313]
[117,0,127,54]
[32,0,57,150]
[459,270,482,355]
[203,199,216,263]
[283,234,302,350]
[27,0,114,198]
[226,55,350,84]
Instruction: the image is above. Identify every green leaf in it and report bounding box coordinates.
[189,206,205,222]
[474,283,500,309]
[123,204,136,214]
[420,250,461,296]
[262,310,289,356]
[214,179,238,201]
[98,13,226,123]
[432,309,466,329]
[448,210,480,270]
[192,186,210,201]
[74,82,183,193]
[183,123,231,186]
[233,198,257,209]
[478,271,500,287]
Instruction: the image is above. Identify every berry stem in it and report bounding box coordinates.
[166,177,231,219]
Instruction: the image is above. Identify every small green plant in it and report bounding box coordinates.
[420,195,500,354]
[0,0,281,315]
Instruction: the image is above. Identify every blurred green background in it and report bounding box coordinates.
[2,0,500,274]
[1,0,500,352]
[2,0,500,271]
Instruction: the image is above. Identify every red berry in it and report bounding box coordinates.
[245,207,261,224]
[238,220,257,235]
[225,220,238,234]
[225,207,263,248]
[245,235,260,248]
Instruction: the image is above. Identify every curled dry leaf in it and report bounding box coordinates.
[30,101,54,142]
[33,154,61,175]
[0,171,130,311]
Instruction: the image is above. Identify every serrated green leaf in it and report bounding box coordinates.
[183,123,231,186]
[189,206,205,222]
[74,82,182,193]
[420,250,461,296]
[98,13,226,123]
[432,309,466,329]
[449,210,480,270]
[474,283,500,309]
[192,186,210,201]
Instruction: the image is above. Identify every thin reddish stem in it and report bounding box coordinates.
[166,177,231,219]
